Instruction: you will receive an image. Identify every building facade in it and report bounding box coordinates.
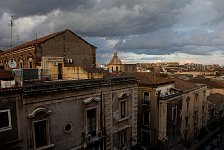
[0,29,96,70]
[1,76,137,150]
[0,87,22,149]
[135,73,208,149]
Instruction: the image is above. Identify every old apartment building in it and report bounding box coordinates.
[0,29,104,81]
[135,73,208,149]
[0,76,138,150]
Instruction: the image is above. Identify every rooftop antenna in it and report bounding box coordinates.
[17,31,20,44]
[9,15,15,49]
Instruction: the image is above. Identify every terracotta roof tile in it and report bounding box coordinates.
[2,30,65,54]
[1,29,96,54]
[0,69,14,81]
[207,93,224,110]
[188,78,224,89]
[169,78,198,91]
[133,72,174,85]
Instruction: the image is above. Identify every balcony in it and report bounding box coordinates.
[141,124,151,130]
[142,100,150,108]
[83,131,103,144]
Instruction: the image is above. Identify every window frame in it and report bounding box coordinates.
[121,100,126,119]
[143,92,150,104]
[171,105,177,122]
[32,118,50,149]
[0,109,12,132]
[143,111,150,126]
[120,131,126,148]
[86,108,97,137]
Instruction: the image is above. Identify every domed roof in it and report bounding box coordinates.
[109,50,122,65]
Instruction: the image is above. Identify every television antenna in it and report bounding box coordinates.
[9,15,16,48]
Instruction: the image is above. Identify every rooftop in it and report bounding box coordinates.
[207,93,224,110]
[1,29,96,54]
[0,69,14,81]
[188,78,224,89]
[170,78,199,91]
[133,72,174,86]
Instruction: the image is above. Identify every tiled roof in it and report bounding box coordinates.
[207,93,224,110]
[170,78,199,91]
[0,69,14,81]
[1,29,96,54]
[188,78,224,89]
[133,72,174,86]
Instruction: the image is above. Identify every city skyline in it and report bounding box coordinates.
[0,0,224,65]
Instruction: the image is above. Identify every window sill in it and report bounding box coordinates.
[118,117,129,123]
[36,144,54,150]
[0,127,12,132]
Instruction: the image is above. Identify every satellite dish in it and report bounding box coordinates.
[8,59,17,68]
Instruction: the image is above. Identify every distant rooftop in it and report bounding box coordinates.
[133,72,174,86]
[188,78,224,89]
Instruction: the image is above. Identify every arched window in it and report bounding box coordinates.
[119,92,129,119]
[28,107,54,149]
[28,57,33,68]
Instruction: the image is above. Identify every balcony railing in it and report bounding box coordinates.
[83,131,103,144]
[142,100,150,108]
[158,91,183,100]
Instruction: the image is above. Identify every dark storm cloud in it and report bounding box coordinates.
[0,0,93,18]
[1,0,193,36]
[114,27,224,55]
[0,0,224,65]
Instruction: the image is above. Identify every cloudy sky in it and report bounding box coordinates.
[0,0,224,65]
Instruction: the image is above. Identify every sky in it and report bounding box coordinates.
[0,0,224,65]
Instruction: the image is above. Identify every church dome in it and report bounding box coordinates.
[109,50,122,65]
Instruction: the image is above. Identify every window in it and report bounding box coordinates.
[20,62,23,68]
[194,94,199,109]
[120,132,126,148]
[34,120,48,148]
[142,131,150,147]
[116,66,118,72]
[186,101,189,114]
[143,92,150,104]
[172,106,177,122]
[29,62,33,68]
[186,117,189,129]
[121,101,126,118]
[143,112,150,125]
[0,109,12,132]
[28,57,33,68]
[111,66,113,72]
[29,107,53,149]
[87,109,96,136]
